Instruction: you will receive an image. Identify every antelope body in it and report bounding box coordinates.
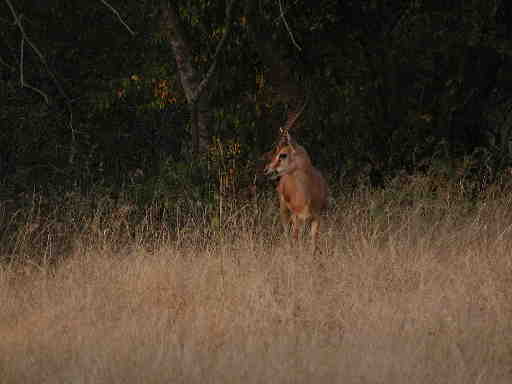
[265,131,329,254]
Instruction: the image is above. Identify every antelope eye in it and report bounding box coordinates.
[278,153,288,159]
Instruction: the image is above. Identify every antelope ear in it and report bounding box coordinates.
[286,133,298,152]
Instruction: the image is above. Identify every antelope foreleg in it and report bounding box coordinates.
[291,214,301,241]
[279,198,292,235]
[310,216,321,256]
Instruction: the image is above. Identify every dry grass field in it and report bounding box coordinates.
[1,175,512,383]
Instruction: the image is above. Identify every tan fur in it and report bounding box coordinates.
[265,133,328,254]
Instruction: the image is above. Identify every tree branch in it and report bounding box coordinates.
[160,0,238,153]
[0,53,16,72]
[245,0,304,107]
[5,0,70,104]
[191,0,237,103]
[5,0,75,163]
[5,2,49,103]
[278,0,302,51]
[20,38,49,103]
[386,0,417,39]
[100,0,136,36]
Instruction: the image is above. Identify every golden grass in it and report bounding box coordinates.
[1,178,512,383]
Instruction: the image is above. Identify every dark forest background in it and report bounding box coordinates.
[2,0,512,208]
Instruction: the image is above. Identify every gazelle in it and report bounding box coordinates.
[264,108,329,254]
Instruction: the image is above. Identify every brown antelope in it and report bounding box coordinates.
[264,107,329,254]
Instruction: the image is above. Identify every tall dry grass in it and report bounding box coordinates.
[1,175,512,383]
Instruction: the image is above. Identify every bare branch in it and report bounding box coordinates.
[278,0,302,51]
[5,0,75,163]
[5,0,70,104]
[191,0,238,103]
[387,0,417,39]
[5,0,49,103]
[100,0,136,36]
[20,38,49,103]
[0,55,16,72]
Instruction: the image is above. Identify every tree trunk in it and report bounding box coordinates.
[159,1,210,154]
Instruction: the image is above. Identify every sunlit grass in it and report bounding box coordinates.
[1,175,511,383]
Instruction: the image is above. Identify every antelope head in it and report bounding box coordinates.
[264,133,311,179]
[264,103,309,180]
